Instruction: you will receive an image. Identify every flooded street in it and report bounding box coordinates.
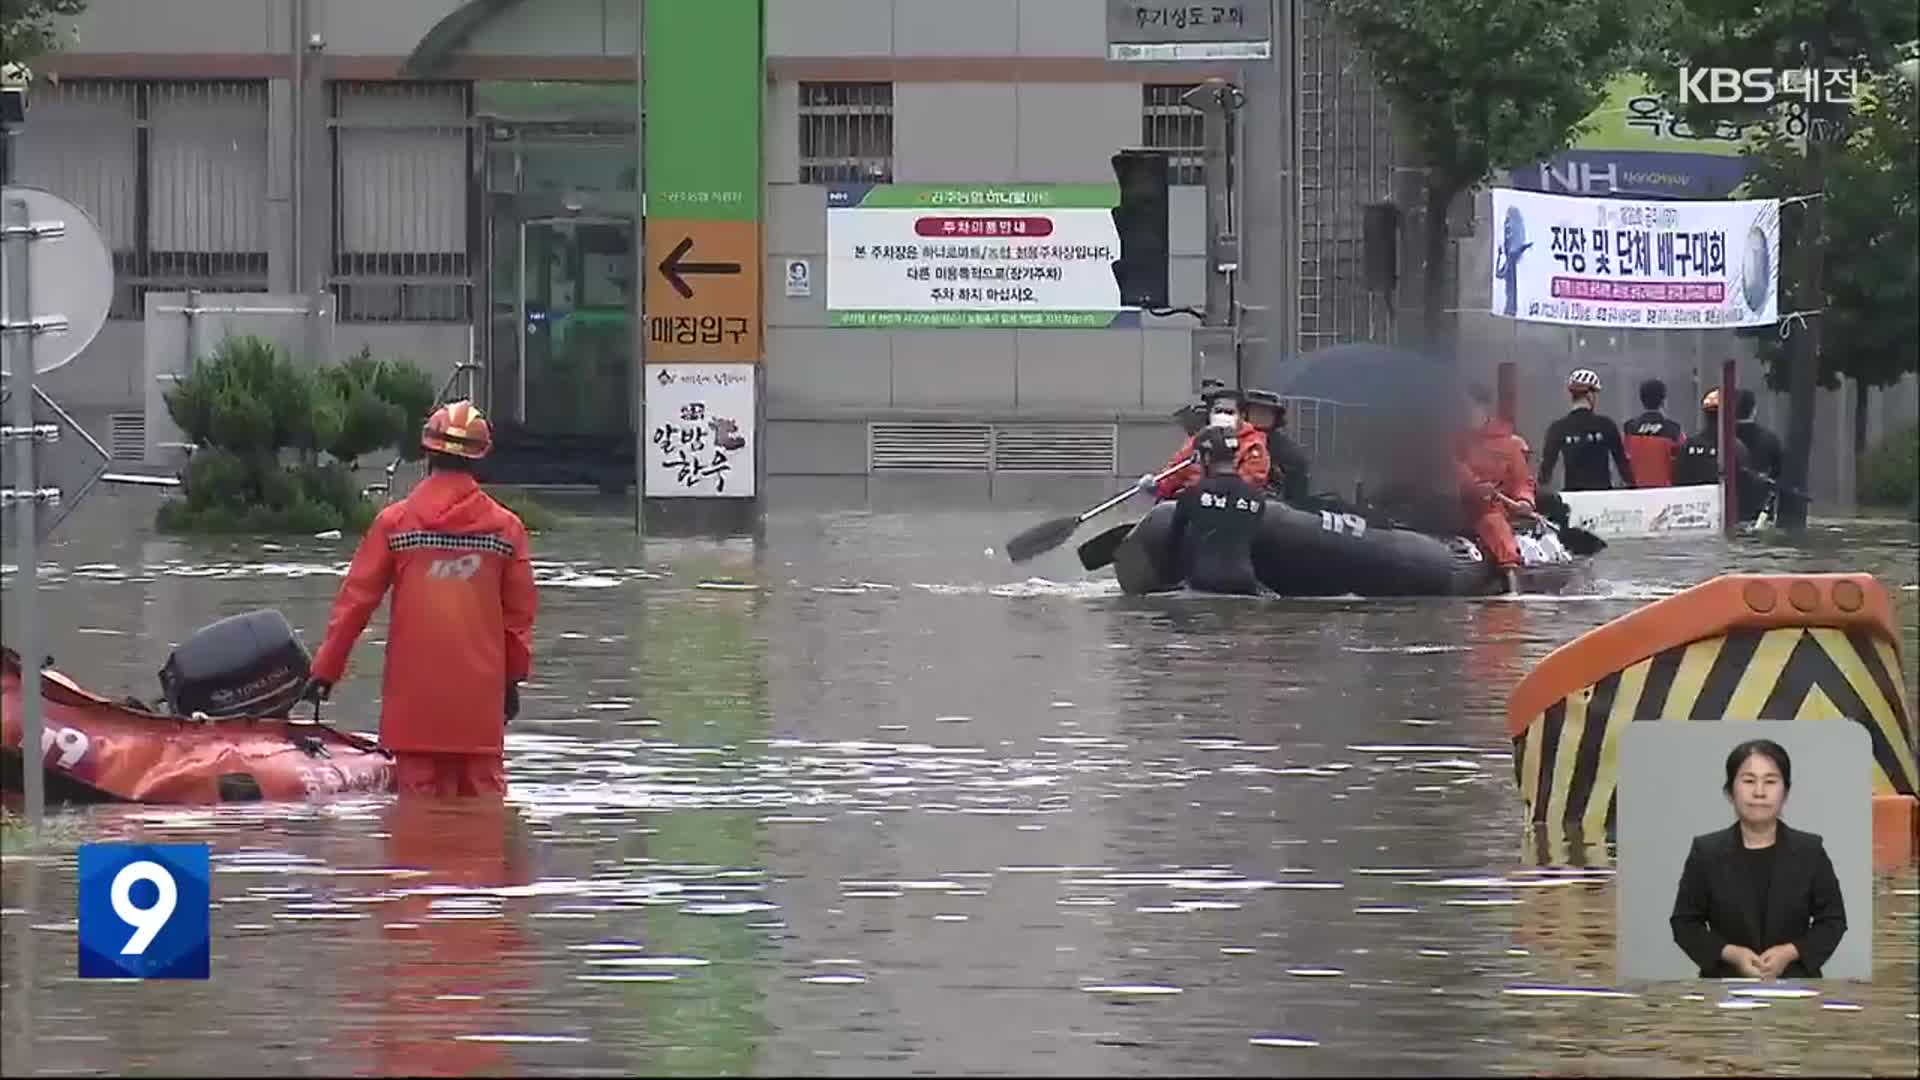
[4,494,1918,1076]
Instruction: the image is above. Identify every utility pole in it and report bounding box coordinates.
[2,64,48,832]
[1183,79,1245,389]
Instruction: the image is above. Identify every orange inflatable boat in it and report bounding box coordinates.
[1,647,394,804]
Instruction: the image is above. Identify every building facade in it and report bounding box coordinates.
[17,0,1418,501]
[16,0,1901,505]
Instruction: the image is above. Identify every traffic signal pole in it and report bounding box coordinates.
[1183,79,1244,389]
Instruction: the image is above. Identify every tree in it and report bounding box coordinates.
[0,0,87,68]
[1323,0,1643,345]
[1745,67,1919,468]
[1634,1,1919,528]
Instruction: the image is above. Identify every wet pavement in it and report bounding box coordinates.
[3,493,1918,1076]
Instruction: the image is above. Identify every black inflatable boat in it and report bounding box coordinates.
[1111,498,1588,597]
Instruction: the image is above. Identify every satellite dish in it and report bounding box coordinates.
[0,185,115,376]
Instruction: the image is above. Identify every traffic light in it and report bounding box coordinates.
[1110,150,1170,310]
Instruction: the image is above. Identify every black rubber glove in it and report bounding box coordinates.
[301,678,332,704]
[505,682,520,725]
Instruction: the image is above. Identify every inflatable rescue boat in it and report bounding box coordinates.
[1,610,394,804]
[1111,498,1586,598]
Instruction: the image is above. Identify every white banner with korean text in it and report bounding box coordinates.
[643,363,755,498]
[1489,188,1779,328]
[827,184,1128,328]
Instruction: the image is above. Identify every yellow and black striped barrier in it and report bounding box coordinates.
[1508,573,1919,866]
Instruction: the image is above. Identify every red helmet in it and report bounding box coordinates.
[421,399,493,460]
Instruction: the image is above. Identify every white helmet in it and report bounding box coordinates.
[1568,368,1602,393]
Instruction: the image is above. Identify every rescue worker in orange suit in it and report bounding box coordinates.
[1538,368,1634,491]
[1242,388,1312,504]
[1456,385,1537,594]
[1139,387,1272,500]
[1623,377,1687,489]
[302,400,537,797]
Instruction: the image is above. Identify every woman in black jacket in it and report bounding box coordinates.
[1669,739,1847,978]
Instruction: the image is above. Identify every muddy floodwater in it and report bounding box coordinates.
[3,495,1918,1076]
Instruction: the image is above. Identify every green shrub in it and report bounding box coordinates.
[1859,423,1918,513]
[157,336,447,537]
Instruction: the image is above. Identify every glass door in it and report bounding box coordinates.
[518,216,636,436]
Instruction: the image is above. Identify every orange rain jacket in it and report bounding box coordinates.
[1456,417,1536,507]
[1155,422,1272,499]
[310,470,537,755]
[1455,418,1536,569]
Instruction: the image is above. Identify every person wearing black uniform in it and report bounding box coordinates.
[1242,388,1312,503]
[1538,368,1634,491]
[1675,389,1768,521]
[1735,389,1786,519]
[1677,388,1746,489]
[1623,378,1688,488]
[1170,425,1265,596]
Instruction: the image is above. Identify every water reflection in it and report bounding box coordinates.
[1,495,1917,1075]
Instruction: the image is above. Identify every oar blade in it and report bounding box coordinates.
[1077,521,1137,571]
[1005,515,1082,564]
[1560,526,1606,558]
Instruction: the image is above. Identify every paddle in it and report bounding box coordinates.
[1005,457,1194,564]
[1497,492,1606,557]
[1076,520,1138,571]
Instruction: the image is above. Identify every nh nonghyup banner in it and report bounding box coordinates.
[1490,188,1780,328]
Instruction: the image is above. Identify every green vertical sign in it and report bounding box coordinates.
[644,0,765,222]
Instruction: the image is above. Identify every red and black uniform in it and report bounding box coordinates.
[1456,417,1536,569]
[1623,410,1687,488]
[1156,422,1272,499]
[310,469,537,795]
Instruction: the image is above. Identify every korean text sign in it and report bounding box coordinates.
[827,184,1129,328]
[644,363,755,498]
[1489,188,1780,329]
[77,843,211,979]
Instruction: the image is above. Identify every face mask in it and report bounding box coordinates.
[1209,411,1237,430]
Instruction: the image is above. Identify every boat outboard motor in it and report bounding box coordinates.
[159,609,312,720]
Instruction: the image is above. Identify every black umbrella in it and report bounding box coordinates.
[1253,343,1467,417]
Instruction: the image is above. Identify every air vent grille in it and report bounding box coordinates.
[991,423,1117,473]
[868,421,992,471]
[109,412,147,461]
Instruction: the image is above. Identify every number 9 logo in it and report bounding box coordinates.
[40,724,90,769]
[110,860,178,955]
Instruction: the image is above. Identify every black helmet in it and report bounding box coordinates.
[1202,385,1244,408]
[1194,424,1237,464]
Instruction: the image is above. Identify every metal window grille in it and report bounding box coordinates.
[12,79,270,318]
[330,81,475,323]
[1296,4,1399,353]
[798,82,893,185]
[1142,84,1205,186]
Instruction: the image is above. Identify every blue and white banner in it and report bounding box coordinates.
[1490,188,1780,329]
